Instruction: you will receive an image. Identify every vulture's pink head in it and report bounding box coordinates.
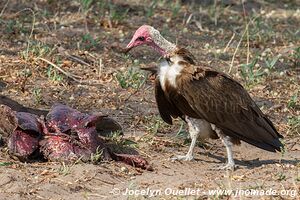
[126,25,151,50]
[125,25,175,56]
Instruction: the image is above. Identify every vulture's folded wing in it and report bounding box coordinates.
[178,66,283,152]
[155,78,183,125]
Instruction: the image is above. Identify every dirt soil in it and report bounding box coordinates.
[0,0,299,199]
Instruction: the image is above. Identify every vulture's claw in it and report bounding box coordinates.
[211,163,236,171]
[170,154,194,162]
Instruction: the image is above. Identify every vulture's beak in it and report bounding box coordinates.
[124,46,133,53]
[124,39,135,53]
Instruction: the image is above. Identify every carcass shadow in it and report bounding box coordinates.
[0,95,48,116]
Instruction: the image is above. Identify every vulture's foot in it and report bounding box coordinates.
[171,154,194,161]
[213,163,235,171]
[212,127,236,171]
[212,162,236,171]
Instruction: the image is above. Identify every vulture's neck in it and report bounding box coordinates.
[150,30,176,56]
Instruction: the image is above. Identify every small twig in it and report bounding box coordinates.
[213,0,218,26]
[15,8,36,61]
[242,0,250,66]
[84,51,97,59]
[186,13,193,24]
[194,20,209,32]
[246,28,250,65]
[37,57,104,86]
[26,9,35,42]
[98,58,103,78]
[57,46,91,67]
[84,16,89,34]
[229,28,247,73]
[229,9,260,73]
[0,0,9,17]
[95,178,116,186]
[223,32,236,53]
[59,49,105,82]
[67,54,91,67]
[37,57,81,78]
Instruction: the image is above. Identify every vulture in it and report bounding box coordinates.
[125,25,283,170]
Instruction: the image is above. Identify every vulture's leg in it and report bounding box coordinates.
[171,117,212,161]
[212,125,235,170]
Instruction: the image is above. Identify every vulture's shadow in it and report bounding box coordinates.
[203,152,299,169]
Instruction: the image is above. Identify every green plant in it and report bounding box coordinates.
[20,41,52,60]
[58,162,72,175]
[95,0,129,24]
[20,68,32,79]
[145,116,163,135]
[107,130,138,153]
[57,157,82,175]
[276,172,286,181]
[97,0,107,15]
[288,116,300,135]
[205,0,224,26]
[116,67,146,89]
[5,20,18,34]
[90,146,103,163]
[108,130,124,145]
[143,115,169,136]
[146,0,158,18]
[240,57,264,84]
[81,33,99,49]
[41,9,51,18]
[264,56,279,70]
[171,0,181,18]
[109,2,129,22]
[47,65,63,82]
[32,87,42,104]
[279,138,286,158]
[175,122,186,138]
[18,68,32,92]
[291,46,300,67]
[249,16,275,45]
[108,130,136,147]
[288,93,299,109]
[110,130,123,138]
[4,19,27,35]
[0,162,12,166]
[80,0,93,13]
[296,174,300,182]
[175,122,192,145]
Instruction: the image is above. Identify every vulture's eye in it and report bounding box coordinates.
[137,36,145,41]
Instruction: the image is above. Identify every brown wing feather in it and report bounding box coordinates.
[154,78,183,125]
[177,64,283,152]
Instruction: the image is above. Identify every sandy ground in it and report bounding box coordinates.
[0,0,299,199]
